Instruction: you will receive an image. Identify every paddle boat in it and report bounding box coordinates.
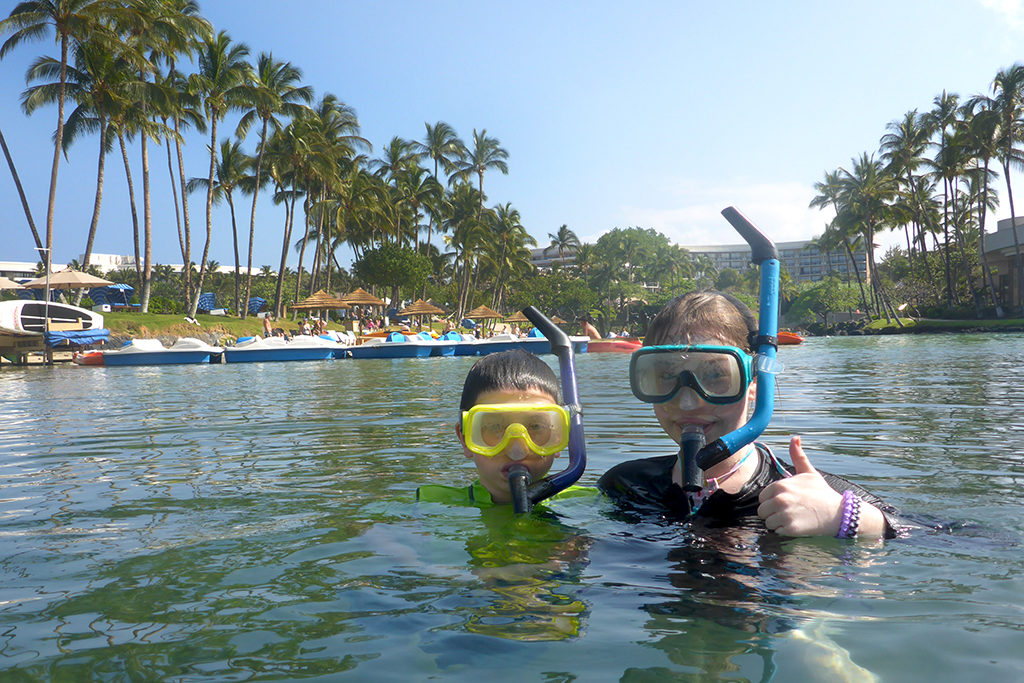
[346,331,433,359]
[587,337,642,353]
[100,337,224,366]
[223,335,340,363]
[416,331,457,356]
[0,299,105,335]
[778,330,805,345]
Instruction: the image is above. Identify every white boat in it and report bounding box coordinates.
[346,332,434,359]
[223,334,341,363]
[101,337,224,366]
[0,299,105,336]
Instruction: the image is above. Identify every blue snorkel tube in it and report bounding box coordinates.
[506,306,587,513]
[696,207,781,471]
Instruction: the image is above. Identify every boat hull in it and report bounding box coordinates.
[587,339,642,353]
[0,300,104,335]
[224,336,339,363]
[346,343,433,359]
[103,350,214,365]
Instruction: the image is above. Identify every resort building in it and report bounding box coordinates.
[0,254,256,280]
[983,217,1024,306]
[530,246,576,270]
[681,239,868,284]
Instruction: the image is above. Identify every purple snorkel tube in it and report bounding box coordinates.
[505,306,587,513]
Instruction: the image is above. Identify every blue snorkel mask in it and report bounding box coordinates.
[693,207,782,472]
[506,306,587,514]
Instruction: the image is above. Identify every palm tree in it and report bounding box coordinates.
[990,64,1024,310]
[0,125,42,250]
[235,52,311,318]
[23,41,132,304]
[187,138,252,315]
[414,121,461,250]
[544,224,580,266]
[1,0,113,263]
[451,128,509,218]
[119,0,210,313]
[810,170,870,315]
[187,30,253,318]
[486,203,535,310]
[962,96,1004,315]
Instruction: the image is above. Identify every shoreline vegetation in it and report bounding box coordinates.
[2,3,1024,335]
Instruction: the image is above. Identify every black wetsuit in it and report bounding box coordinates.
[598,444,908,538]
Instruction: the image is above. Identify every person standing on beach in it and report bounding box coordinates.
[262,314,273,338]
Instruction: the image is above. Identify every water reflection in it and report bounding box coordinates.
[1,337,1023,679]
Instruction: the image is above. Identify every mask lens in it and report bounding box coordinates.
[463,404,569,456]
[631,346,749,404]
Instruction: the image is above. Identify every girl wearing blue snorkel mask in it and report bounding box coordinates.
[599,290,907,539]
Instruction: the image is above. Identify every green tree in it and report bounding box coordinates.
[236,52,311,317]
[544,224,580,266]
[187,30,253,318]
[352,242,431,303]
[1,0,113,265]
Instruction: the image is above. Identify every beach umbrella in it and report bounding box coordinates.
[552,315,567,325]
[22,268,113,289]
[341,287,386,307]
[465,304,503,331]
[503,310,530,323]
[291,290,350,312]
[0,276,25,290]
[399,299,446,330]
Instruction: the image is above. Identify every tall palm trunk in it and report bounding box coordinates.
[140,131,153,312]
[228,191,240,315]
[189,117,219,318]
[242,117,269,319]
[0,125,42,250]
[978,161,1004,317]
[274,186,298,317]
[74,119,109,307]
[174,115,193,304]
[844,239,870,317]
[118,132,142,285]
[294,192,313,310]
[164,125,185,283]
[43,34,69,259]
[1001,161,1024,311]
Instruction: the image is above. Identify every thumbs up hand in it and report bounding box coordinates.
[757,436,844,537]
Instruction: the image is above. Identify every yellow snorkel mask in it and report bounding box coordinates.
[462,403,571,458]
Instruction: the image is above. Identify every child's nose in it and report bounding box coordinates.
[674,386,703,411]
[503,438,531,461]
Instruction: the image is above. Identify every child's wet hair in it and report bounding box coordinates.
[460,349,562,411]
[644,290,756,351]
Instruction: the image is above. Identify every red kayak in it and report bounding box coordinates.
[778,331,804,345]
[587,338,643,353]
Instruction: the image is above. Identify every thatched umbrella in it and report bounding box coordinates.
[465,304,503,332]
[22,268,113,289]
[0,276,25,290]
[342,287,386,307]
[290,289,350,324]
[399,299,446,331]
[504,310,529,323]
[552,315,567,325]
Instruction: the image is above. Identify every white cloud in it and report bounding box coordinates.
[599,178,832,248]
[979,0,1024,29]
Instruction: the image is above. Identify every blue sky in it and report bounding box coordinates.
[3,0,1024,270]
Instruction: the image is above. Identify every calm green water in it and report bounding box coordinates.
[1,334,1022,681]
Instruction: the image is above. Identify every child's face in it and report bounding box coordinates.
[457,387,560,504]
[651,334,756,446]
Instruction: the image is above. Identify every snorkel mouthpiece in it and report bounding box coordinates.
[697,207,781,471]
[516,306,588,513]
[679,426,705,492]
[508,464,532,514]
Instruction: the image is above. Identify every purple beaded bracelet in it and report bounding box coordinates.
[836,489,861,539]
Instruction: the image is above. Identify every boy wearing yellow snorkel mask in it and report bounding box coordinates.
[418,349,588,506]
[600,291,909,539]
